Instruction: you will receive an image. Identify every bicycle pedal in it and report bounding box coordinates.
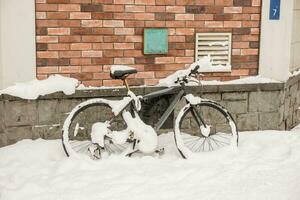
[155,148,165,156]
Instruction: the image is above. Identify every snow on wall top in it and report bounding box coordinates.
[0,75,79,100]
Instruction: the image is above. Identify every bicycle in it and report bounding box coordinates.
[62,63,238,159]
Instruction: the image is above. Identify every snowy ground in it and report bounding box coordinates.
[1,128,300,200]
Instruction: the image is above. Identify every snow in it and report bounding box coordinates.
[110,65,136,73]
[1,128,300,200]
[0,75,79,99]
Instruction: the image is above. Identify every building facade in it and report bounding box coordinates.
[0,0,299,88]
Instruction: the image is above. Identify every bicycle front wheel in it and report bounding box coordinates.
[62,98,130,159]
[174,100,238,158]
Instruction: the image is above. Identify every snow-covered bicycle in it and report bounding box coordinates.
[62,63,238,159]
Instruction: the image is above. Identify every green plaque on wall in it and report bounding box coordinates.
[144,28,168,54]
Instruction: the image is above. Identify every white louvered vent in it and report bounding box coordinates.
[195,33,232,72]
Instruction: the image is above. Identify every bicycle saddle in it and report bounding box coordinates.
[110,65,137,80]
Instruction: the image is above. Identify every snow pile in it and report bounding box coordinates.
[110,65,136,73]
[0,75,79,99]
[1,128,300,200]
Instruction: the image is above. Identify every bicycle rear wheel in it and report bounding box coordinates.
[174,100,238,158]
[62,98,130,159]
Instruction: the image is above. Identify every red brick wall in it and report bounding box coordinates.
[35,0,261,87]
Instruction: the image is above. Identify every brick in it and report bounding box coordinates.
[125,21,145,27]
[36,43,48,51]
[70,58,91,65]
[70,73,93,80]
[70,0,91,2]
[82,35,103,42]
[36,0,46,3]
[59,51,81,58]
[166,6,185,13]
[70,43,92,50]
[47,12,68,19]
[241,49,258,55]
[36,20,59,27]
[92,13,113,19]
[156,0,175,5]
[145,21,165,27]
[58,4,80,11]
[103,5,124,12]
[114,58,134,64]
[252,0,261,6]
[59,35,81,42]
[194,14,214,20]
[103,80,123,86]
[58,20,81,27]
[175,57,193,63]
[233,0,251,6]
[114,28,135,35]
[135,0,155,5]
[36,27,48,35]
[93,73,111,79]
[135,72,154,78]
[70,27,92,35]
[82,50,103,57]
[37,36,58,43]
[169,36,185,42]
[134,13,155,20]
[251,14,260,20]
[166,21,185,27]
[205,21,223,27]
[81,4,103,12]
[243,7,261,13]
[47,58,70,65]
[231,69,249,76]
[93,43,114,49]
[48,28,70,35]
[146,6,165,12]
[155,70,174,78]
[114,13,135,19]
[37,51,58,58]
[186,5,205,14]
[215,0,233,6]
[125,5,145,12]
[48,43,70,50]
[155,57,174,64]
[124,50,143,57]
[92,28,114,35]
[70,12,91,19]
[114,43,134,49]
[82,65,102,72]
[103,50,124,57]
[232,42,249,49]
[114,0,134,3]
[224,21,241,28]
[242,21,260,27]
[224,7,242,13]
[175,14,194,20]
[36,12,46,19]
[81,20,103,27]
[37,66,59,74]
[175,28,194,35]
[47,0,70,3]
[103,20,124,27]
[92,58,113,64]
[144,79,159,85]
[186,21,204,27]
[59,66,81,73]
[155,13,175,20]
[125,35,142,42]
[36,4,58,11]
[213,14,233,20]
[81,80,102,87]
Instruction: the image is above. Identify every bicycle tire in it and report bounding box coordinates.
[62,98,130,159]
[174,100,238,158]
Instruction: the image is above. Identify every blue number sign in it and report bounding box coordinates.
[269,0,281,20]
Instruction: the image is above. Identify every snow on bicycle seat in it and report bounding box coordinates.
[110,65,137,79]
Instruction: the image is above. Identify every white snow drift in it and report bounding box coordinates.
[0,128,300,200]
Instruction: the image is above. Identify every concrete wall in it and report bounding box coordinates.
[1,74,300,147]
[0,0,36,89]
[259,0,294,81]
[291,0,300,72]
[0,1,2,89]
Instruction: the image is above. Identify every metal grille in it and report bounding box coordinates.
[195,32,232,72]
